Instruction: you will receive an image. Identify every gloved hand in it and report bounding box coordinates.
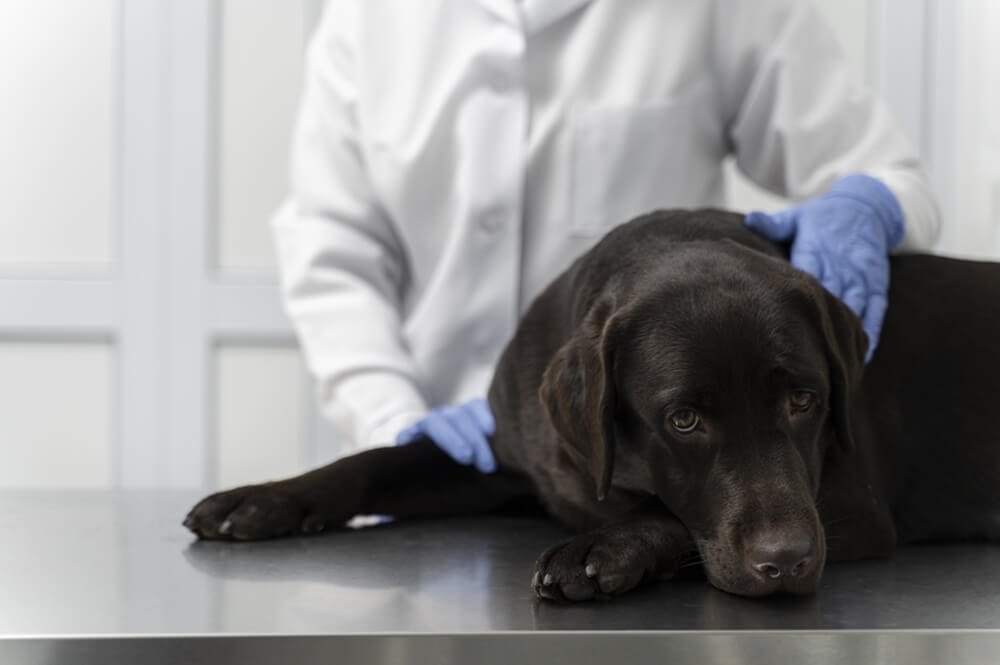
[745,173,905,363]
[395,398,498,473]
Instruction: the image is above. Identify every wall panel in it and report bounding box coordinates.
[216,0,308,275]
[214,345,308,487]
[944,0,1000,258]
[0,0,117,272]
[0,342,114,488]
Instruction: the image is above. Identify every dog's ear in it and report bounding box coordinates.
[810,284,868,454]
[538,295,622,501]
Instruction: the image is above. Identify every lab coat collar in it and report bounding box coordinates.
[478,0,595,33]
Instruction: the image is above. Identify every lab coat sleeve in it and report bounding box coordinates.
[271,3,427,450]
[715,0,941,251]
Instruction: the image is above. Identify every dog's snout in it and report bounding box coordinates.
[747,530,814,580]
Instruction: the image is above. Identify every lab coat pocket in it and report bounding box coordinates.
[569,96,712,236]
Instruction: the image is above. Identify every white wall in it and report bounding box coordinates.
[0,1,338,490]
[0,0,117,272]
[0,342,114,487]
[944,0,1000,258]
[0,0,989,489]
[217,0,307,275]
[0,0,120,488]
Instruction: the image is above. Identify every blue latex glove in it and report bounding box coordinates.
[745,173,905,363]
[395,398,498,473]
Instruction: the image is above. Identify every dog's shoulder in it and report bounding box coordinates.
[521,209,788,329]
[594,208,786,264]
[561,209,788,308]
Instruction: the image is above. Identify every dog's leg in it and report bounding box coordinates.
[183,440,535,541]
[531,507,694,602]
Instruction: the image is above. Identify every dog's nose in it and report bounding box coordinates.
[747,530,814,580]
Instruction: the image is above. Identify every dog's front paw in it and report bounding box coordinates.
[532,526,661,602]
[183,483,331,541]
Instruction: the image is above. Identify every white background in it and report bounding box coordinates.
[0,0,991,489]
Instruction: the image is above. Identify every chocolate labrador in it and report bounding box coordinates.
[184,209,1000,600]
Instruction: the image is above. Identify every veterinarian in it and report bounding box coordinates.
[272,1,941,473]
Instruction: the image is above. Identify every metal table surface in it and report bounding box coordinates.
[1,491,999,664]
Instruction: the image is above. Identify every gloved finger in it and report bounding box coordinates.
[466,398,496,436]
[745,210,799,242]
[818,261,845,301]
[421,411,475,465]
[818,255,845,300]
[448,406,497,473]
[840,280,867,320]
[855,243,889,275]
[861,292,889,364]
[789,249,823,283]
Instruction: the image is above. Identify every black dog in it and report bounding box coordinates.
[184,209,1000,600]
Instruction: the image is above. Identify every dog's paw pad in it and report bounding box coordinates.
[183,485,305,541]
[532,536,602,602]
[532,529,656,602]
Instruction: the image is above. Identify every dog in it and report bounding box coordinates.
[184,209,1000,600]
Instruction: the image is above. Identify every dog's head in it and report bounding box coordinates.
[539,239,867,596]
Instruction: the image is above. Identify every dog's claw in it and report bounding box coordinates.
[585,563,598,578]
[543,573,554,586]
[219,519,233,535]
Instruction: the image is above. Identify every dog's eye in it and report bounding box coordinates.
[669,409,700,433]
[790,390,814,411]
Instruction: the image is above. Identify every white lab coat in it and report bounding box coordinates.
[272,0,940,451]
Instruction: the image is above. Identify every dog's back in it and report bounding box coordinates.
[861,254,1000,542]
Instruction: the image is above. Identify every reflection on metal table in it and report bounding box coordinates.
[1,491,998,664]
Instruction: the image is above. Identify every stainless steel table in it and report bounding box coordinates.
[1,491,999,664]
